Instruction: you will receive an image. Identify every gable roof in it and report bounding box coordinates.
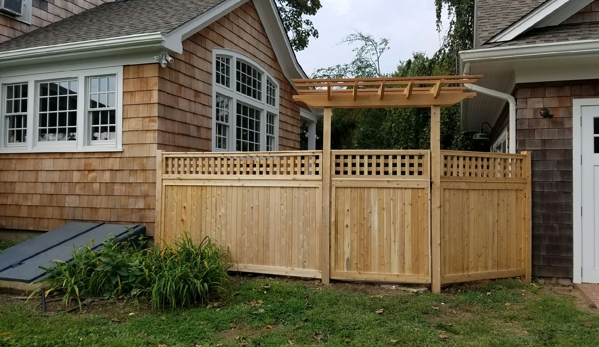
[0,0,226,53]
[476,0,546,46]
[0,0,308,84]
[488,21,599,47]
[476,0,596,48]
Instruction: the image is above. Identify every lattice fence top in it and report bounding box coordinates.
[332,150,430,178]
[292,75,481,108]
[441,151,526,180]
[162,151,322,177]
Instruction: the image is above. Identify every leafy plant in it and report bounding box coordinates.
[151,235,232,310]
[38,234,232,311]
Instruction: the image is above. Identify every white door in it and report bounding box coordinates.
[581,106,599,283]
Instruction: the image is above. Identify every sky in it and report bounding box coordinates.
[295,0,446,77]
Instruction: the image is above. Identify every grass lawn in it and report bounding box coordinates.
[0,277,598,347]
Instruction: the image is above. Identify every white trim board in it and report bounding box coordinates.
[489,0,594,43]
[572,98,599,283]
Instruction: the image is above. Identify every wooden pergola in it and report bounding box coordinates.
[292,75,481,293]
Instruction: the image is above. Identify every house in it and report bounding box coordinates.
[0,0,318,238]
[460,0,599,282]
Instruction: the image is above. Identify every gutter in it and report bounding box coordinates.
[464,64,516,154]
[460,39,599,63]
[0,33,165,65]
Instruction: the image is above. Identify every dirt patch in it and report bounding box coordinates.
[231,273,427,297]
[535,280,598,314]
[218,326,266,344]
[0,292,154,321]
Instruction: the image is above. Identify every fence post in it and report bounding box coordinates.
[430,106,442,293]
[155,150,163,247]
[321,108,332,284]
[522,151,532,282]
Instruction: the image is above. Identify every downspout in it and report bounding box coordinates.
[463,63,517,154]
[466,83,517,154]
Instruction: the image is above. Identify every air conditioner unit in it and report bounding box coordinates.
[0,0,23,17]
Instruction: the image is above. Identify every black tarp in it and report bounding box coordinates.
[0,222,145,283]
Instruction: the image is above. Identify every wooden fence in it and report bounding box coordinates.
[440,151,532,283]
[155,150,531,289]
[156,151,323,278]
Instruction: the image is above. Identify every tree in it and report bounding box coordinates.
[302,30,481,151]
[312,31,390,79]
[275,0,322,52]
[433,0,474,74]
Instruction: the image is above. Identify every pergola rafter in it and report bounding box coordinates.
[292,75,482,108]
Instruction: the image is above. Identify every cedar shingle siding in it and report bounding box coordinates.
[515,80,599,277]
[0,2,302,234]
[157,2,301,152]
[0,65,159,235]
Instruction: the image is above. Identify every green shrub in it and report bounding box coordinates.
[40,234,232,310]
[151,235,232,310]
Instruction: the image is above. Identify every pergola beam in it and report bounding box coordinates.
[293,92,476,109]
[293,75,481,109]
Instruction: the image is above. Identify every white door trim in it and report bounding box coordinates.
[573,98,599,283]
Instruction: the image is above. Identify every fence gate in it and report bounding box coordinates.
[329,150,431,284]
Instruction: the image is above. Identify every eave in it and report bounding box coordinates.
[461,39,599,63]
[0,33,165,68]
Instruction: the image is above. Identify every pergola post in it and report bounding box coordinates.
[321,107,332,284]
[430,105,442,293]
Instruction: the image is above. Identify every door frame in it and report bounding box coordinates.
[573,98,599,283]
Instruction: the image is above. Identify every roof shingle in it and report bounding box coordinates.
[477,0,547,46]
[491,21,599,47]
[0,0,227,53]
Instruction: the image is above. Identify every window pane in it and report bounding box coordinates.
[595,118,599,135]
[38,80,77,142]
[236,61,262,101]
[596,137,599,154]
[236,103,261,152]
[215,56,231,88]
[215,95,230,123]
[215,95,231,150]
[266,79,276,107]
[266,112,276,151]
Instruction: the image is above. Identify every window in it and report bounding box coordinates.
[0,67,123,153]
[4,83,28,145]
[212,50,279,152]
[491,128,508,153]
[0,0,32,25]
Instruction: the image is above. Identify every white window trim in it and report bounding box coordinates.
[491,128,508,153]
[211,49,279,152]
[0,66,123,153]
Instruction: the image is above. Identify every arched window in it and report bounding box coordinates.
[212,49,279,152]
